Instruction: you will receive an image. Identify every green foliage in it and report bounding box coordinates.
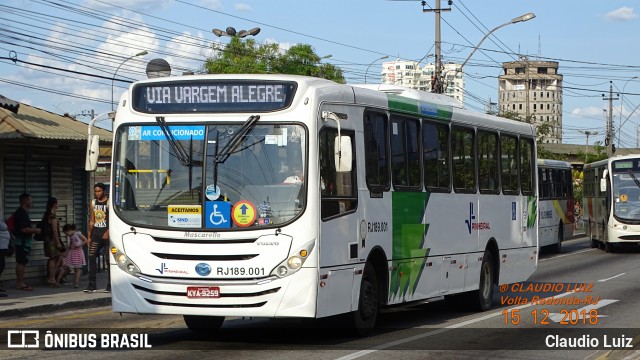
[497,110,565,160]
[204,38,345,83]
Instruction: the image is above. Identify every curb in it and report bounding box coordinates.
[0,297,111,319]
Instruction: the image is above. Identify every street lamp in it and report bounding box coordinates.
[212,26,261,38]
[578,130,598,164]
[111,50,148,111]
[441,12,535,93]
[365,55,389,84]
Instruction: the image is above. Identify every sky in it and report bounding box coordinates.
[1,0,639,147]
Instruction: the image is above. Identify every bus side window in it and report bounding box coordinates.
[320,127,357,220]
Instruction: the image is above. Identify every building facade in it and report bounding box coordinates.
[498,59,563,144]
[0,95,111,282]
[380,59,464,105]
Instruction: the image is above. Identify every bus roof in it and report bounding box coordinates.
[537,159,572,168]
[584,153,640,169]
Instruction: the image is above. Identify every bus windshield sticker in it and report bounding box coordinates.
[205,201,231,228]
[135,125,206,141]
[232,200,257,227]
[168,205,202,228]
[205,184,221,201]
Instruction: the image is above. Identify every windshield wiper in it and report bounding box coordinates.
[215,115,260,164]
[156,116,191,166]
[627,169,640,189]
[212,115,260,190]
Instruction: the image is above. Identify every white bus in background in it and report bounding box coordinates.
[583,154,640,252]
[537,159,574,253]
[87,75,538,336]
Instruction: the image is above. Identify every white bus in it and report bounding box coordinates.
[87,75,538,335]
[537,159,574,253]
[583,154,640,252]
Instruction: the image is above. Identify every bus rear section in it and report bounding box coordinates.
[537,159,574,253]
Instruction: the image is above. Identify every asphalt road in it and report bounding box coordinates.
[2,236,639,360]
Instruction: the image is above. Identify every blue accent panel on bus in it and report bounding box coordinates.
[131,125,206,141]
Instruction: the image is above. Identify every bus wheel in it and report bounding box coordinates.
[352,262,379,337]
[473,250,495,311]
[604,241,614,253]
[183,315,225,334]
[554,223,563,253]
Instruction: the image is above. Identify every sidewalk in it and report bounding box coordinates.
[0,270,111,318]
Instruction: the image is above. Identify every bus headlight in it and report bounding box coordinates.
[288,256,302,269]
[270,240,315,278]
[112,247,141,275]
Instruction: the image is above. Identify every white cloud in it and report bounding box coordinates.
[199,0,223,10]
[84,0,173,12]
[234,3,252,11]
[165,32,215,74]
[571,106,605,118]
[605,7,638,21]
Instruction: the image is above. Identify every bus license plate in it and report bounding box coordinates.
[186,286,220,299]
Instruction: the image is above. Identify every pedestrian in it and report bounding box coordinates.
[13,193,41,291]
[59,224,87,288]
[85,183,110,293]
[41,197,65,288]
[0,206,11,298]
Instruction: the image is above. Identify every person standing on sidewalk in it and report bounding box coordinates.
[42,197,64,288]
[13,193,41,291]
[85,183,110,293]
[0,205,11,297]
[59,223,87,288]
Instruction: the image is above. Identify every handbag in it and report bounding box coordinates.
[34,221,50,242]
[4,234,15,257]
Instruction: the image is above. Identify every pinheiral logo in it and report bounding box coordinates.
[195,263,211,276]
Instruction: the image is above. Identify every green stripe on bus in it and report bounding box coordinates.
[390,191,430,301]
[387,94,453,121]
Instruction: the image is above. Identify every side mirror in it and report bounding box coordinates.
[85,134,100,171]
[600,169,608,192]
[334,135,352,173]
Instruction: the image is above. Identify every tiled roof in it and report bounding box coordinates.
[0,95,112,141]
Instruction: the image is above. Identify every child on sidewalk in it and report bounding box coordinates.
[58,224,87,288]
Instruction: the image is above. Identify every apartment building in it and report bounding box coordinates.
[498,59,563,144]
[380,59,464,105]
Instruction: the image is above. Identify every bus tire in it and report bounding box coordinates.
[554,223,563,253]
[183,315,225,334]
[604,241,613,253]
[471,250,495,312]
[352,262,379,337]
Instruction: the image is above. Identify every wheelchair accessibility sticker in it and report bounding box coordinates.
[206,201,231,228]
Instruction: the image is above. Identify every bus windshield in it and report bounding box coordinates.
[612,159,640,220]
[113,123,306,229]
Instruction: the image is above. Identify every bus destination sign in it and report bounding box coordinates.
[132,80,297,113]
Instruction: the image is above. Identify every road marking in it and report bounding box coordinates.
[547,299,618,323]
[598,273,625,282]
[334,291,577,360]
[539,248,594,262]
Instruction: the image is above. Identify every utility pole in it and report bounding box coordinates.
[423,0,451,94]
[602,81,619,157]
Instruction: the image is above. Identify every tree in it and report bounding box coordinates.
[497,110,562,160]
[204,38,345,83]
